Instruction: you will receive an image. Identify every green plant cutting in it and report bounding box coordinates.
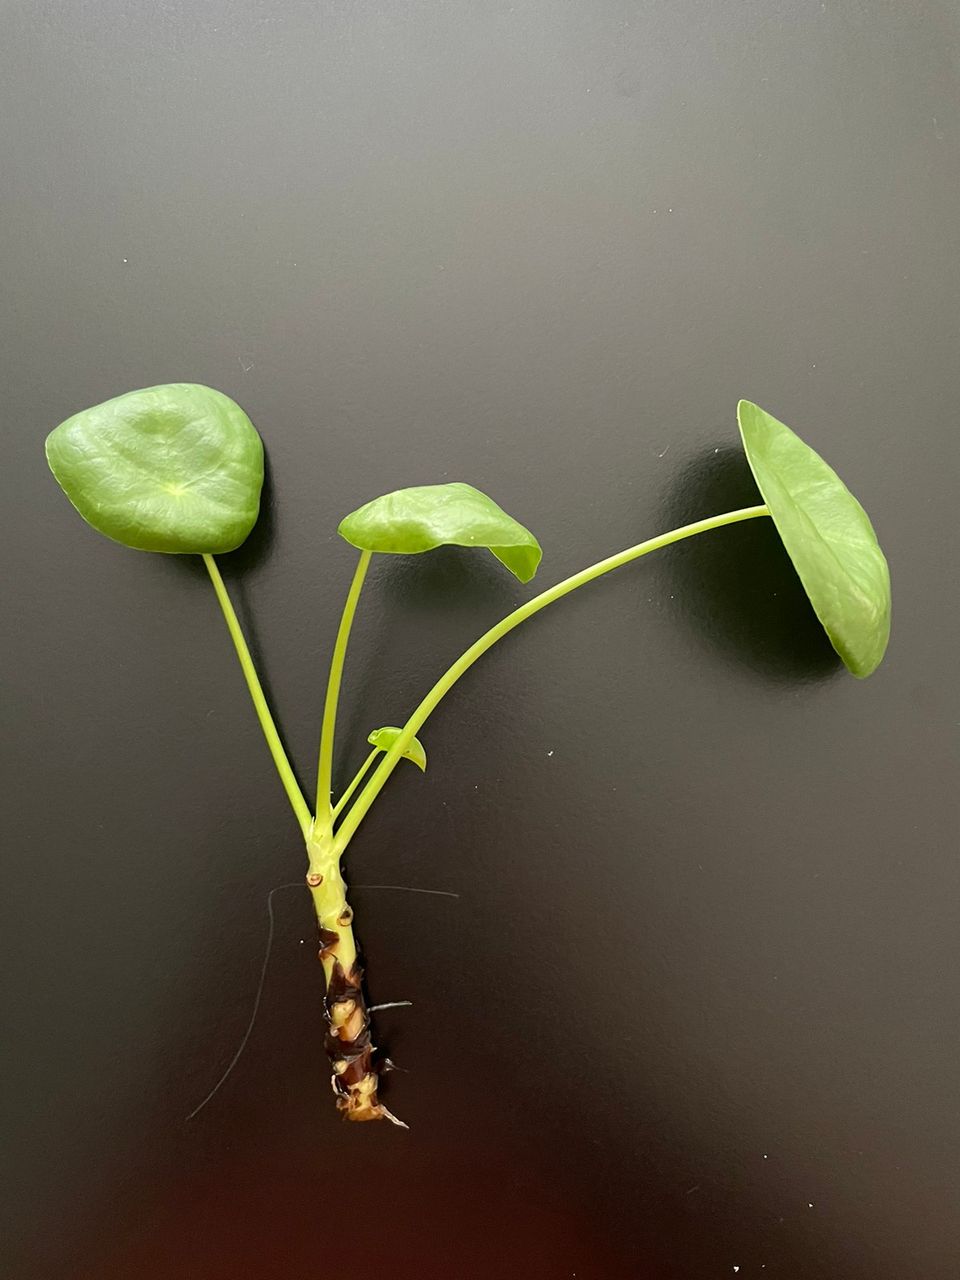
[45,384,891,1126]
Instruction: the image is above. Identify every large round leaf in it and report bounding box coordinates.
[737,400,890,678]
[338,482,542,583]
[45,383,264,554]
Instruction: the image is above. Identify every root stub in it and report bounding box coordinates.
[322,946,406,1128]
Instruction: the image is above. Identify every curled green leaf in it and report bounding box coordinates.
[338,482,542,583]
[45,383,264,555]
[367,726,427,772]
[737,400,891,678]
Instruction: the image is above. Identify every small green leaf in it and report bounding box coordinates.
[367,726,427,772]
[45,383,264,555]
[737,400,891,678]
[338,482,542,583]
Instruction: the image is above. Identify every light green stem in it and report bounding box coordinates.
[333,505,770,853]
[315,550,372,830]
[332,748,380,820]
[202,553,312,839]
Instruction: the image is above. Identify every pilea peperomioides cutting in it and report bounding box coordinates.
[46,384,891,1125]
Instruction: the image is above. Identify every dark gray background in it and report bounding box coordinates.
[2,2,958,1277]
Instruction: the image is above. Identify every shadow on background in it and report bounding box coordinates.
[376,542,527,614]
[331,542,528,782]
[226,451,278,580]
[228,454,278,686]
[662,443,840,684]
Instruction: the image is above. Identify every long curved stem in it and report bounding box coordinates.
[203,554,312,838]
[315,550,372,830]
[333,505,770,853]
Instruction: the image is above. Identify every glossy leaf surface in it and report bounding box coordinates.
[367,726,427,772]
[737,400,890,678]
[45,383,264,554]
[339,483,541,583]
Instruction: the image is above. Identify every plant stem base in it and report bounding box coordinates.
[321,943,405,1126]
[307,841,405,1127]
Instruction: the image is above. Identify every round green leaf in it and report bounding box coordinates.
[737,400,891,678]
[367,726,427,772]
[45,383,264,554]
[338,482,542,583]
